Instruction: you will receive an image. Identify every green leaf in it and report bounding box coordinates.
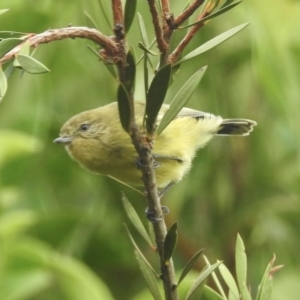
[84,11,99,30]
[185,261,223,300]
[201,285,224,300]
[145,64,172,134]
[124,224,159,277]
[86,45,117,79]
[137,13,149,47]
[0,9,9,15]
[124,48,136,92]
[135,250,162,300]
[256,256,283,300]
[222,0,236,7]
[121,192,153,247]
[124,0,137,33]
[163,222,178,264]
[138,42,160,56]
[202,255,227,299]
[157,66,207,135]
[0,67,7,101]
[13,41,30,69]
[97,0,112,29]
[180,1,242,29]
[218,262,239,300]
[175,23,250,66]
[117,83,131,132]
[178,249,204,286]
[4,63,14,79]
[235,234,251,300]
[0,38,23,58]
[15,55,50,74]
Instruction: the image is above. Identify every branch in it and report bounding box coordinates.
[128,125,178,300]
[146,0,168,54]
[173,0,205,28]
[111,0,123,25]
[169,10,210,64]
[0,27,118,64]
[161,0,170,16]
[111,0,125,41]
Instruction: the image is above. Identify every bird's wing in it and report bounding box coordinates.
[157,104,212,120]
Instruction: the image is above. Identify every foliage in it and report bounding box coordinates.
[0,0,299,299]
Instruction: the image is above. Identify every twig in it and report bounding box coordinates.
[0,27,118,64]
[173,0,205,28]
[111,0,125,42]
[169,10,210,64]
[146,0,168,54]
[161,0,171,16]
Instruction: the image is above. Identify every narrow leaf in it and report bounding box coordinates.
[222,0,236,7]
[138,42,160,56]
[84,11,99,30]
[163,222,178,264]
[0,38,23,57]
[124,48,136,92]
[86,45,118,79]
[13,41,30,68]
[124,224,158,276]
[0,67,7,101]
[177,249,204,286]
[117,84,131,132]
[180,1,242,29]
[97,0,111,29]
[145,64,172,134]
[256,255,283,300]
[185,261,223,300]
[87,44,101,58]
[201,286,225,300]
[124,0,137,33]
[4,63,14,79]
[175,23,250,66]
[235,234,251,300]
[121,192,153,247]
[15,55,50,74]
[157,66,207,135]
[203,256,227,300]
[218,262,239,300]
[135,251,162,300]
[137,13,149,47]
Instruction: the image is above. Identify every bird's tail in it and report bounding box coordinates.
[217,119,257,136]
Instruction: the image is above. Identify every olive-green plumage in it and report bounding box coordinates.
[54,102,256,188]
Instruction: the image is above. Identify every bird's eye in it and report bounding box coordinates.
[80,124,90,131]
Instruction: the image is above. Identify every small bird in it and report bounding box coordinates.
[54,102,256,189]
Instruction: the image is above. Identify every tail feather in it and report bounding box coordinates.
[217,119,257,136]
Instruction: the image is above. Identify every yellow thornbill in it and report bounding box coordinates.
[54,102,256,189]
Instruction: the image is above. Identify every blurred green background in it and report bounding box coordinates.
[0,0,300,299]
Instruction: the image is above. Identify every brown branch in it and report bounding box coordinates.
[128,126,178,300]
[147,0,168,54]
[161,0,170,15]
[111,0,124,39]
[168,10,210,65]
[173,0,205,28]
[0,27,118,64]
[111,0,123,24]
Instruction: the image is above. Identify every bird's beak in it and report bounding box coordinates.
[53,136,73,144]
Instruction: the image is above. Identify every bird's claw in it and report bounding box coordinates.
[145,206,170,223]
